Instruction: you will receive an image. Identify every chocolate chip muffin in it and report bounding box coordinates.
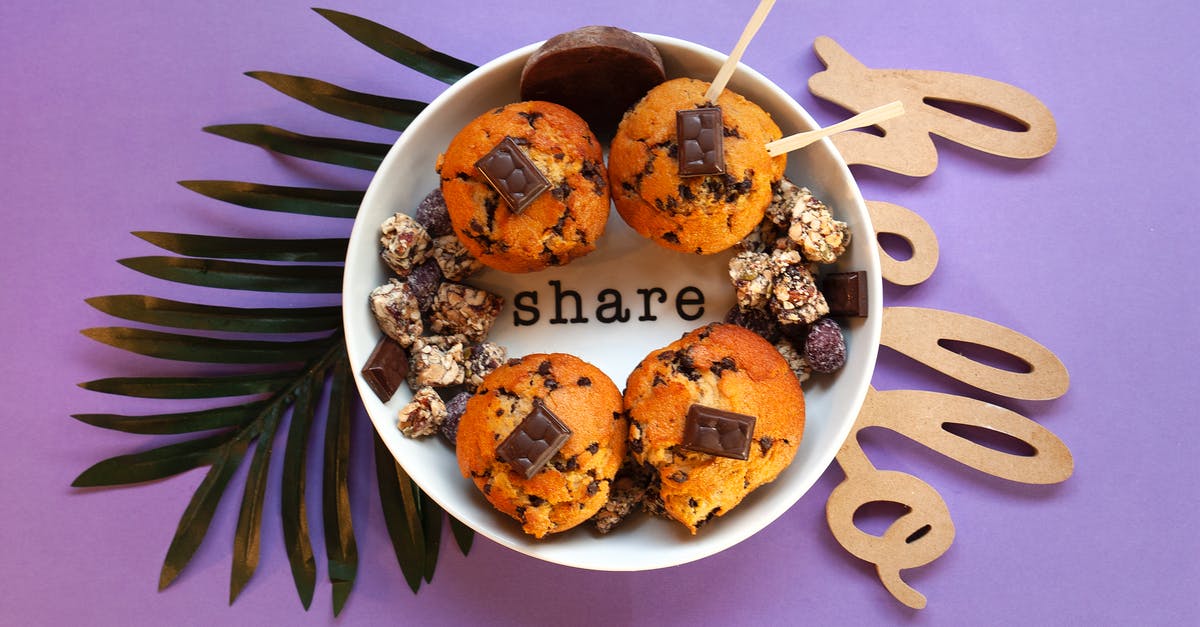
[456,353,627,538]
[623,323,805,533]
[608,77,786,255]
[437,101,610,273]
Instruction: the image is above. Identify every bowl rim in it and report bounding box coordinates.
[343,32,882,571]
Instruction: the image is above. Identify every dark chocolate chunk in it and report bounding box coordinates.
[820,271,868,317]
[361,337,409,402]
[676,107,725,177]
[680,404,756,460]
[496,399,572,478]
[474,136,550,213]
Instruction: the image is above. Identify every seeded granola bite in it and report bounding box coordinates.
[437,101,610,273]
[609,77,786,255]
[379,213,433,277]
[456,353,627,538]
[765,178,850,264]
[369,279,423,347]
[623,323,805,533]
[427,282,504,344]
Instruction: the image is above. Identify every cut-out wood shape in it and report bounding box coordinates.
[867,200,939,286]
[808,36,1057,176]
[880,307,1070,401]
[828,307,1072,608]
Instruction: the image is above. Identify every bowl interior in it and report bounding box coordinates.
[343,34,881,571]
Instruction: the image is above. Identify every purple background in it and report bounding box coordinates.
[3,0,1197,624]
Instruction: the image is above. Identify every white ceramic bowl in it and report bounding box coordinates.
[343,34,881,571]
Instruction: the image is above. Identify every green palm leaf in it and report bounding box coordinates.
[119,256,342,293]
[177,180,362,219]
[159,437,252,591]
[77,12,479,616]
[323,357,357,616]
[72,429,242,487]
[204,124,389,170]
[419,490,443,583]
[133,232,349,263]
[374,432,426,593]
[81,327,331,364]
[231,405,283,604]
[79,371,299,399]
[85,295,340,334]
[71,401,271,435]
[314,8,475,83]
[282,377,320,609]
[246,71,425,132]
[448,516,474,556]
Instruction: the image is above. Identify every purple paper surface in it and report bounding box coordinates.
[2,0,1197,624]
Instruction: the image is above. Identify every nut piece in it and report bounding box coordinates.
[765,177,806,228]
[774,339,811,384]
[369,279,423,347]
[768,249,829,325]
[379,213,433,277]
[428,282,504,344]
[397,386,446,438]
[407,336,467,389]
[786,186,850,264]
[728,251,774,309]
[465,342,508,389]
[765,178,850,264]
[734,218,780,254]
[430,234,484,282]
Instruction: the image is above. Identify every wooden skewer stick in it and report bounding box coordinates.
[765,101,906,157]
[704,0,777,103]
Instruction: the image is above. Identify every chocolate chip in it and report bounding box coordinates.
[709,356,737,376]
[668,470,688,483]
[758,435,774,455]
[537,360,552,376]
[587,480,601,495]
[576,376,592,387]
[586,441,599,454]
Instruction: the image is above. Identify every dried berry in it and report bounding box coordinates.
[440,391,471,444]
[724,306,781,343]
[406,259,443,311]
[414,188,453,237]
[804,317,846,374]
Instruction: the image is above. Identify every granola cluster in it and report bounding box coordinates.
[365,187,508,443]
[725,178,852,379]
